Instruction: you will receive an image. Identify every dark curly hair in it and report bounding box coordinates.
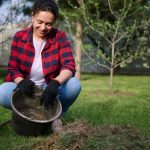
[32,0,59,20]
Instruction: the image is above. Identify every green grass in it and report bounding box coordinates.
[65,75,150,131]
[0,74,150,149]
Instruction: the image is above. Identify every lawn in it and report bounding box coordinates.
[0,74,150,149]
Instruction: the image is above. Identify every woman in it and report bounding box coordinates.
[0,0,81,133]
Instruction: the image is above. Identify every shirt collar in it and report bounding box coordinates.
[22,25,33,43]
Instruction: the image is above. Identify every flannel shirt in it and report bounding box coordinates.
[5,26,75,83]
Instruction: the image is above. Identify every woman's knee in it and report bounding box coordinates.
[58,77,81,113]
[0,82,16,109]
[0,82,16,91]
[65,77,81,94]
[59,77,81,103]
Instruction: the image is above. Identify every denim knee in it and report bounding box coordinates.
[58,77,81,113]
[0,82,16,109]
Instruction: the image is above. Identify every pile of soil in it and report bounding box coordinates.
[29,120,150,150]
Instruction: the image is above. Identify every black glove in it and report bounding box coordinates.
[40,79,60,108]
[17,79,35,95]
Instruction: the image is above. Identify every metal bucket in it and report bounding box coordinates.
[11,87,62,136]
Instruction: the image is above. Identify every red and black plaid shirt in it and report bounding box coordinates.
[5,26,75,83]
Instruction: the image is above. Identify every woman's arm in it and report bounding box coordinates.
[54,69,72,84]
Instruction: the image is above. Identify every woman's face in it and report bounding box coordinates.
[32,11,55,39]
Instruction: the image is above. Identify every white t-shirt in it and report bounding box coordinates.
[29,37,46,87]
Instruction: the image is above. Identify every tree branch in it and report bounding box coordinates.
[82,45,110,70]
[107,0,117,19]
[81,0,111,45]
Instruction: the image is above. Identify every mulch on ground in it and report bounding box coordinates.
[27,119,150,150]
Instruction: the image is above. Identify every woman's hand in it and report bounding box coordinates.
[17,79,35,95]
[40,79,60,108]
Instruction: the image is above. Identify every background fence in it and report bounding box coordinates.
[0,28,150,75]
[0,28,19,66]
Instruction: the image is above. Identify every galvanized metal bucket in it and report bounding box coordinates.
[11,87,62,136]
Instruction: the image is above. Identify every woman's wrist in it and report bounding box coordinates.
[14,77,24,84]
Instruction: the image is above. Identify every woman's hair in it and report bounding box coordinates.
[32,0,59,20]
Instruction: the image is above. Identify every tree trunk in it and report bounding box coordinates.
[75,21,83,79]
[110,42,115,94]
[110,67,113,95]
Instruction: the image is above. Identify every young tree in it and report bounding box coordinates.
[81,0,150,94]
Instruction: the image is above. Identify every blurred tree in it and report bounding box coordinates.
[58,0,84,79]
[0,0,2,6]
[0,0,5,6]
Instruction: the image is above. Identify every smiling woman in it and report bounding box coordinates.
[0,0,81,134]
[32,11,55,41]
[31,0,57,41]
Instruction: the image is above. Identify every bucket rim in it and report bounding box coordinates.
[11,89,62,123]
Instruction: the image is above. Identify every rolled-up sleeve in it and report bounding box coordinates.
[58,32,76,76]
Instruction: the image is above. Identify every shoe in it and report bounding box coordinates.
[51,118,62,134]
